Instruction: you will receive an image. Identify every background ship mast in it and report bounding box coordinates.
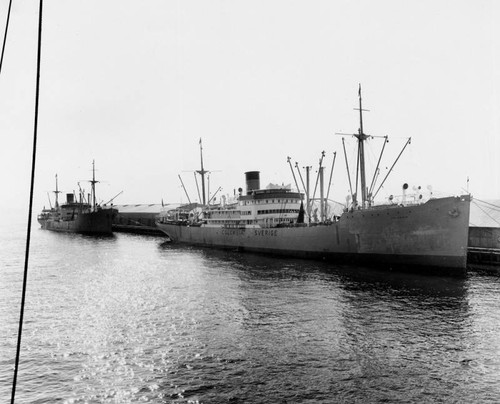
[89,160,98,211]
[354,84,370,209]
[53,174,61,208]
[196,138,208,205]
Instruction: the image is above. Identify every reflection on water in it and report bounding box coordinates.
[1,228,500,403]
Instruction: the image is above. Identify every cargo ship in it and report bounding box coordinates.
[38,162,116,235]
[156,89,471,274]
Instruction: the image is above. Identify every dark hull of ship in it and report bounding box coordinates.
[156,196,471,275]
[39,209,115,235]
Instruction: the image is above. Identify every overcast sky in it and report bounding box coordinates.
[1,0,499,219]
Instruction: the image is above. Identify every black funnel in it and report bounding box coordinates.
[245,171,260,194]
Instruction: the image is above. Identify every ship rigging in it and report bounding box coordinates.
[335,85,412,210]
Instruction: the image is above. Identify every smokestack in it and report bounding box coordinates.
[245,171,260,195]
[66,193,74,203]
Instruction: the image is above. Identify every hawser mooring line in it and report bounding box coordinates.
[11,0,44,402]
[0,0,14,77]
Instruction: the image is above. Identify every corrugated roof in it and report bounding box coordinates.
[114,203,180,214]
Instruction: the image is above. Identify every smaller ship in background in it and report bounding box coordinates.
[37,161,116,235]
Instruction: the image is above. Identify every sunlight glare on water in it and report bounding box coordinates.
[1,221,500,403]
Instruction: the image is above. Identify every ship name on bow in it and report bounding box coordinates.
[254,229,278,237]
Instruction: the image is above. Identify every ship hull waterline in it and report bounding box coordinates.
[156,196,471,275]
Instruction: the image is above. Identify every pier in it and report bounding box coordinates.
[466,199,500,272]
[112,204,169,235]
[467,226,500,272]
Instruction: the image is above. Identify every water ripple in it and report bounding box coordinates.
[1,227,500,402]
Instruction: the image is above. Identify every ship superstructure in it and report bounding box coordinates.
[204,176,303,229]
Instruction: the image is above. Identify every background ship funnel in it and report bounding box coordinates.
[245,171,260,194]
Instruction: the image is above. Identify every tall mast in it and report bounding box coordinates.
[196,138,208,205]
[54,174,61,208]
[89,160,98,210]
[354,84,369,208]
[319,166,325,221]
[305,166,311,222]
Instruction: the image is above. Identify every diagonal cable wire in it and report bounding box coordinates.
[472,200,500,227]
[0,0,14,76]
[11,0,43,402]
[473,197,500,211]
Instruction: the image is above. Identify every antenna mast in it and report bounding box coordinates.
[54,174,61,208]
[89,160,98,211]
[196,138,208,205]
[354,84,369,208]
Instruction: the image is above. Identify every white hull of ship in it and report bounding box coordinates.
[156,196,471,274]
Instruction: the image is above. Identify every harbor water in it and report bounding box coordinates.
[1,219,500,403]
